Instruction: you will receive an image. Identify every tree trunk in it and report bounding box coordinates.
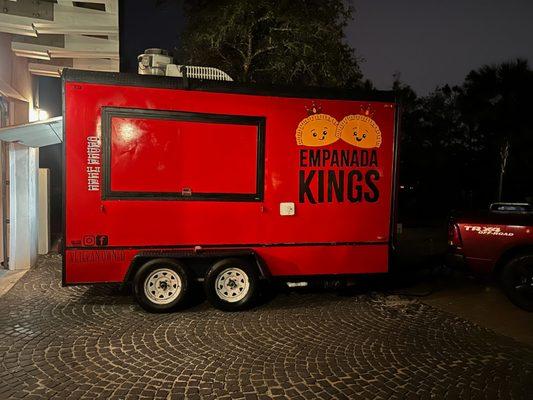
[497,170,504,202]
[242,31,253,82]
[497,139,510,201]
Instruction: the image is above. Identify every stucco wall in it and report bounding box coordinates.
[0,32,32,125]
[12,55,31,124]
[0,33,36,269]
[0,33,13,84]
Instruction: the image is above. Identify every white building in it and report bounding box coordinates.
[0,0,118,270]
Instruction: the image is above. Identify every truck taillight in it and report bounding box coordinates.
[448,223,462,247]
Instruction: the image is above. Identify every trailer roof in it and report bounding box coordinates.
[62,69,396,103]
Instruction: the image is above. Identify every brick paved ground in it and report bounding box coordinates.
[0,255,532,400]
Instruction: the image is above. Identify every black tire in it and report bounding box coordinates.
[499,255,533,312]
[205,258,258,311]
[133,258,190,313]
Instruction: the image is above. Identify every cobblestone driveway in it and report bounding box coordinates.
[1,255,532,400]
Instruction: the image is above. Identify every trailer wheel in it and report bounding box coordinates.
[205,258,258,311]
[133,258,190,313]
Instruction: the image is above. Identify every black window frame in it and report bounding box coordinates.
[101,106,266,202]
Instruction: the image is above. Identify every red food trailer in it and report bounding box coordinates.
[62,69,399,312]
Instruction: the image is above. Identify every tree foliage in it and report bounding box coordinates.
[180,0,363,87]
[397,82,478,216]
[457,59,533,201]
[398,59,533,217]
[179,2,532,213]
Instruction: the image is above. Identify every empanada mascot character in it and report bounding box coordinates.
[296,111,339,147]
[336,113,382,148]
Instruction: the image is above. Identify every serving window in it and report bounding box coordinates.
[101,107,265,201]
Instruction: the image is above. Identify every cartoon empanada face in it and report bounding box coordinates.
[336,114,382,148]
[296,114,339,146]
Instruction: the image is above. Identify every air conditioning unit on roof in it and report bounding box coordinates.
[137,48,233,81]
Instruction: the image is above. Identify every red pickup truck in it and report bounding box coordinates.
[448,203,533,311]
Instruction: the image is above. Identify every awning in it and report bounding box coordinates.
[0,117,63,147]
[0,78,28,102]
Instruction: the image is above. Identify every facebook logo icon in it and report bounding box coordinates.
[95,235,108,246]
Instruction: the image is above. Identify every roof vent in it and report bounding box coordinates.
[165,64,233,81]
[137,48,173,76]
[137,48,233,81]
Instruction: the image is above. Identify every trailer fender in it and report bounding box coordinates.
[123,248,270,283]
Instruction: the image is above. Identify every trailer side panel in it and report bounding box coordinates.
[63,73,397,283]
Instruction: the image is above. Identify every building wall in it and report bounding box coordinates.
[0,33,13,85]
[0,32,13,266]
[12,52,32,124]
[0,32,32,125]
[0,32,38,270]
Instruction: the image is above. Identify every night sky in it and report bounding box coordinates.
[119,0,184,73]
[348,0,533,94]
[119,0,532,94]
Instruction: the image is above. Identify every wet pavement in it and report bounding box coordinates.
[421,272,533,347]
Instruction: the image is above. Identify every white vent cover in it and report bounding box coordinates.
[137,48,233,81]
[166,64,233,81]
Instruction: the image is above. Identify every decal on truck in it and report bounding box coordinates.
[295,111,339,146]
[296,104,381,204]
[68,249,125,263]
[464,226,514,236]
[336,113,382,148]
[295,104,382,149]
[82,234,109,247]
[86,135,101,191]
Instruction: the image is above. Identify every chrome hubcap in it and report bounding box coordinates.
[144,268,181,305]
[215,267,249,303]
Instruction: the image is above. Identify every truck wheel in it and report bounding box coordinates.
[133,258,190,313]
[205,258,258,311]
[500,255,533,312]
